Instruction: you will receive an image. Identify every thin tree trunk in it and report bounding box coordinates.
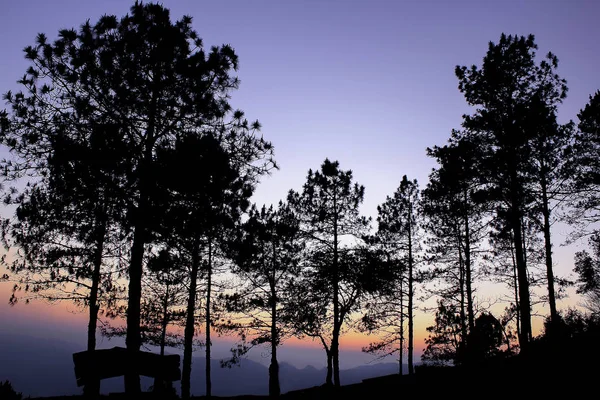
[512,212,531,353]
[407,203,414,375]
[540,169,558,326]
[399,272,404,376]
[181,237,200,400]
[510,237,521,340]
[153,281,170,394]
[332,194,341,387]
[84,218,106,398]
[458,243,467,360]
[124,218,145,393]
[269,278,280,397]
[205,239,212,398]
[463,193,474,333]
[160,282,170,357]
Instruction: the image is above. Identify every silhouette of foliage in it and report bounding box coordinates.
[456,33,567,352]
[573,234,600,315]
[422,132,488,356]
[421,300,462,366]
[0,381,22,400]
[287,158,372,387]
[0,1,275,396]
[221,201,302,397]
[359,175,422,375]
[565,90,600,236]
[154,126,274,398]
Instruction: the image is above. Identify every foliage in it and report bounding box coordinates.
[565,90,600,235]
[220,201,302,396]
[573,234,600,315]
[455,33,568,351]
[422,302,508,366]
[287,158,372,386]
[360,175,422,375]
[0,381,22,400]
[421,301,462,366]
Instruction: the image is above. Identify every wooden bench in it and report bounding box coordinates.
[72,347,180,393]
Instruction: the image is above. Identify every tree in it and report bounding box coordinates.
[155,127,273,399]
[100,248,188,354]
[526,83,573,330]
[0,381,22,400]
[380,176,421,374]
[1,94,129,396]
[422,132,488,354]
[359,232,407,375]
[455,33,567,352]
[422,303,506,366]
[0,2,275,393]
[360,176,424,375]
[101,248,187,395]
[573,234,600,316]
[287,158,371,387]
[565,90,600,236]
[223,201,302,397]
[421,301,463,366]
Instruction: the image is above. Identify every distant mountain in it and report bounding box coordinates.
[0,333,403,398]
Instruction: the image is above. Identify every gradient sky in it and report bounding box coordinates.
[1,0,600,375]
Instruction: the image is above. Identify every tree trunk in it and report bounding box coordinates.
[540,169,558,326]
[153,281,170,394]
[125,218,145,394]
[160,282,170,357]
[325,348,333,386]
[205,239,212,398]
[332,194,341,387]
[510,238,521,340]
[181,237,200,400]
[125,93,156,394]
[407,204,414,375]
[269,278,280,397]
[463,195,474,333]
[512,211,532,353]
[399,271,404,376]
[84,218,106,398]
[458,244,467,360]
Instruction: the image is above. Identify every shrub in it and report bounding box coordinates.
[0,380,22,400]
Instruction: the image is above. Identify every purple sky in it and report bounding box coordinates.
[1,0,600,385]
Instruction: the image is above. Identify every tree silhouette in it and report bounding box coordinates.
[287,158,371,387]
[154,126,273,398]
[455,33,567,353]
[360,176,425,375]
[421,301,462,365]
[525,75,573,330]
[100,248,187,395]
[0,2,275,394]
[0,33,130,396]
[380,176,420,374]
[359,232,407,375]
[222,201,302,397]
[0,381,22,400]
[565,90,600,237]
[573,234,600,315]
[422,132,488,355]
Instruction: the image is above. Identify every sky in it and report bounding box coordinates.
[1,0,600,387]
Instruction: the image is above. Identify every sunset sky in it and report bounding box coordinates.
[1,0,600,375]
